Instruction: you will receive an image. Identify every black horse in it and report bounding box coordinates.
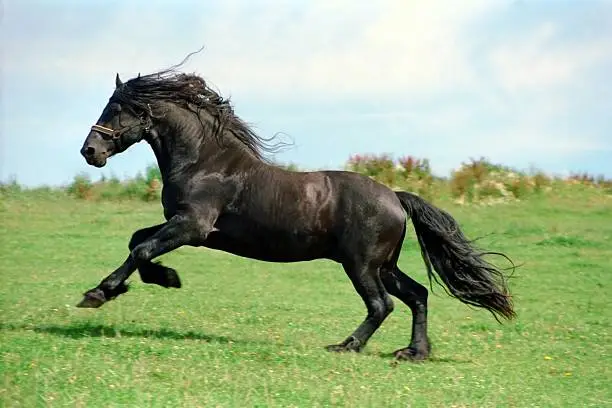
[78,67,515,361]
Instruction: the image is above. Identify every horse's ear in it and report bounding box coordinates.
[115,73,123,88]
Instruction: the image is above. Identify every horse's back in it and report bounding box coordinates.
[313,170,407,260]
[320,170,404,212]
[274,168,405,222]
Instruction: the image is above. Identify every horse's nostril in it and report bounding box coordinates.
[85,146,95,156]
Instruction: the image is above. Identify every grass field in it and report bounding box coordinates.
[1,189,611,407]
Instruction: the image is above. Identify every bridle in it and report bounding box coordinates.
[90,124,136,140]
[90,104,153,150]
[90,118,152,140]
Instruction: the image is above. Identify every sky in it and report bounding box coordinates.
[2,0,612,187]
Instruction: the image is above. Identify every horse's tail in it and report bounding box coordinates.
[395,191,516,321]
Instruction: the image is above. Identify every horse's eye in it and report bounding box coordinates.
[110,103,122,112]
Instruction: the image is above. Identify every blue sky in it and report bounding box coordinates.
[3,0,611,187]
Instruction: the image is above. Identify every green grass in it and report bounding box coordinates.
[1,190,611,407]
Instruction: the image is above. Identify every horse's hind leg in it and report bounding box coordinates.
[326,261,394,352]
[381,266,430,361]
[129,224,181,289]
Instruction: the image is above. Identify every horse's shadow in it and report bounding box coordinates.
[1,322,249,345]
[2,323,471,363]
[375,351,473,364]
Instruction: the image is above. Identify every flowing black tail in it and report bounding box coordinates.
[396,191,516,321]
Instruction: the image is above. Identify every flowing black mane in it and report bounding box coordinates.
[112,69,282,161]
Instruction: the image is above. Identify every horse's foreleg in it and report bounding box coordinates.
[129,224,182,289]
[77,213,208,308]
[76,255,135,308]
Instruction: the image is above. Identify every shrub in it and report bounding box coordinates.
[449,158,547,204]
[144,164,162,185]
[345,154,437,201]
[0,176,22,196]
[395,155,437,201]
[144,177,162,202]
[397,156,431,180]
[67,173,94,200]
[532,171,552,192]
[347,154,397,187]
[143,165,162,201]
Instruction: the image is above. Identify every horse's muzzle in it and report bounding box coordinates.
[81,145,109,168]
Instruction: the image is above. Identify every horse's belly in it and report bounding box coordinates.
[203,216,335,262]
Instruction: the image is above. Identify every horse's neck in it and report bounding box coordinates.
[147,108,262,183]
[143,107,197,182]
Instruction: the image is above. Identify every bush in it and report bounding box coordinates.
[143,165,162,201]
[449,158,554,204]
[66,165,162,202]
[0,176,22,196]
[532,171,552,192]
[144,164,162,184]
[67,173,94,200]
[345,154,437,200]
[347,154,397,187]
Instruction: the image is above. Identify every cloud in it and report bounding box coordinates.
[4,0,502,99]
[489,21,612,93]
[3,0,612,186]
[197,0,502,97]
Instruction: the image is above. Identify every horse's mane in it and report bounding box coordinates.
[111,54,287,161]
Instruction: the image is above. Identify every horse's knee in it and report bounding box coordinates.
[369,295,394,322]
[131,243,153,263]
[383,294,395,315]
[129,231,147,251]
[384,293,395,314]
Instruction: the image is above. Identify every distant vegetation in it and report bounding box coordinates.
[2,155,611,204]
[344,154,612,204]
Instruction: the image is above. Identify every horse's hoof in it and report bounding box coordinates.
[393,347,429,362]
[325,337,362,353]
[164,268,182,288]
[76,289,106,308]
[139,263,182,288]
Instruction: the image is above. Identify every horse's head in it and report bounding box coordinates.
[80,74,152,167]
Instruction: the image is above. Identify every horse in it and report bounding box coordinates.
[78,67,515,361]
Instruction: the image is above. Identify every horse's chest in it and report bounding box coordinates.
[161,187,180,220]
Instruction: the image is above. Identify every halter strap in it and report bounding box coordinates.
[91,124,121,139]
[90,119,151,140]
[90,117,152,154]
